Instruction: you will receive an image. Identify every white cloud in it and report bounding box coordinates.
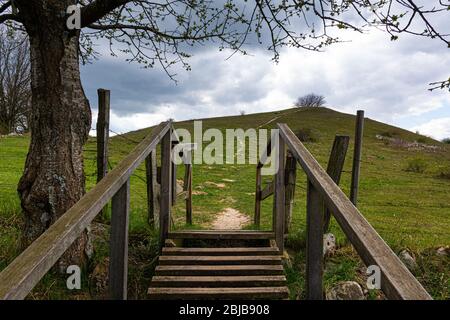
[90,111,168,136]
[83,22,450,135]
[412,118,450,140]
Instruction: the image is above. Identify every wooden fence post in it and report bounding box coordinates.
[146,150,159,228]
[306,180,323,300]
[323,135,350,232]
[284,151,297,234]
[184,163,193,225]
[254,166,262,228]
[159,129,172,249]
[171,141,178,206]
[350,110,364,206]
[96,88,110,219]
[109,179,130,300]
[274,136,285,252]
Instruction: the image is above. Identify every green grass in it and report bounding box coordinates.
[0,107,449,299]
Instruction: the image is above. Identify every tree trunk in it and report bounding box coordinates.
[17,17,91,270]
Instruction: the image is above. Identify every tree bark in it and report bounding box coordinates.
[17,4,91,270]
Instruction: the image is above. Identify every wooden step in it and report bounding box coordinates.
[162,247,280,256]
[158,255,282,265]
[168,230,275,240]
[148,287,289,300]
[151,275,287,288]
[155,265,285,276]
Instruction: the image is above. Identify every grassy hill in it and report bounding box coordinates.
[0,107,449,299]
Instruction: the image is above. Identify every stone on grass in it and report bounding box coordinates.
[326,281,365,300]
[436,246,449,257]
[165,239,177,247]
[398,249,417,271]
[323,233,336,257]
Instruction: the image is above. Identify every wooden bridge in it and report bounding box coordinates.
[0,120,432,300]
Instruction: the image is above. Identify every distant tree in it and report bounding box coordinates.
[0,29,30,135]
[239,110,246,116]
[442,138,450,144]
[295,94,326,108]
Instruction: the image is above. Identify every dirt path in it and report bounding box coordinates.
[210,208,251,230]
[256,108,302,128]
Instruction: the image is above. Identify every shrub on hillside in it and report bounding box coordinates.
[379,130,400,138]
[294,93,326,108]
[295,128,320,143]
[416,136,428,144]
[405,158,428,173]
[442,138,450,144]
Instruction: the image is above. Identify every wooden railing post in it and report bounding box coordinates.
[274,135,285,252]
[96,88,110,219]
[109,179,130,300]
[254,166,262,227]
[146,150,159,228]
[159,128,172,249]
[184,163,193,225]
[284,151,297,234]
[171,148,177,206]
[306,179,323,300]
[323,135,349,232]
[350,110,364,206]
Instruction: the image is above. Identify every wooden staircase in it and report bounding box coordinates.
[148,234,289,300]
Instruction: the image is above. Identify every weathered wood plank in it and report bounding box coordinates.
[145,150,159,228]
[184,164,192,225]
[0,122,170,300]
[306,180,324,300]
[159,128,172,249]
[158,255,282,266]
[171,159,177,206]
[284,151,297,233]
[150,275,287,288]
[260,180,274,200]
[168,231,275,240]
[274,136,285,252]
[148,286,289,300]
[109,179,130,300]
[350,110,364,206]
[96,88,110,219]
[323,135,349,232]
[162,247,280,256]
[278,123,431,300]
[154,265,285,276]
[254,166,262,227]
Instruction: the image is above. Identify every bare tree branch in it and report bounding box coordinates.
[0,1,11,15]
[0,13,21,24]
[81,0,130,28]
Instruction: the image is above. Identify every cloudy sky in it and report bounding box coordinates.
[80,6,450,140]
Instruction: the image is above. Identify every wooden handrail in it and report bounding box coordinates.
[0,121,171,300]
[277,123,431,300]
